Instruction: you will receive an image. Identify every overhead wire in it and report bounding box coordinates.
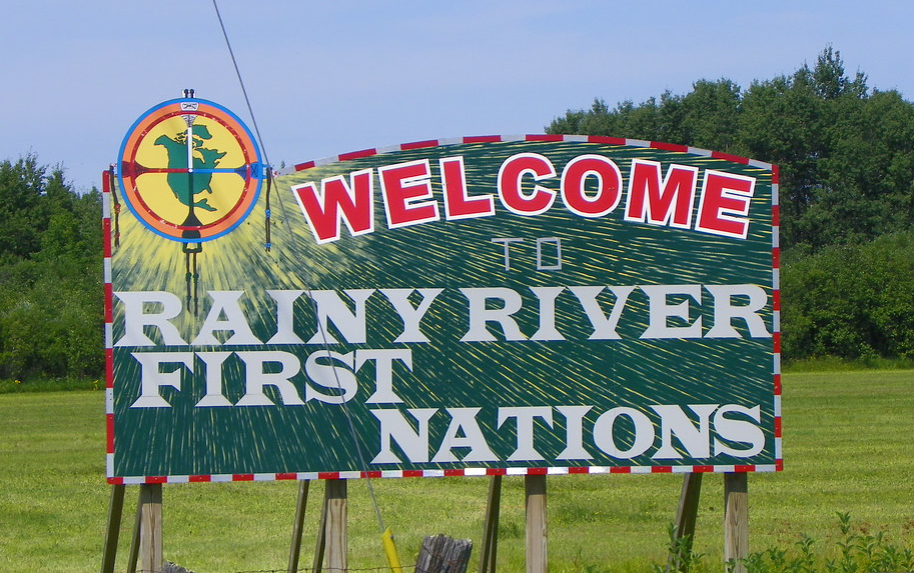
[212,0,291,252]
[209,0,389,536]
[211,0,269,167]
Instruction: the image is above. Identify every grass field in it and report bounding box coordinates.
[1,371,912,573]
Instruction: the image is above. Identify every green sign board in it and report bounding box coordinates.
[107,104,780,484]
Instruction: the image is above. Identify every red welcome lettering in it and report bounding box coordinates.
[560,154,623,217]
[378,159,439,228]
[292,168,374,244]
[625,159,698,229]
[695,170,755,239]
[497,153,557,215]
[441,156,494,220]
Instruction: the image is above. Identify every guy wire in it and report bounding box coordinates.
[210,0,388,534]
[211,0,269,167]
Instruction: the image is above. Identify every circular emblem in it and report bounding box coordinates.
[118,98,263,243]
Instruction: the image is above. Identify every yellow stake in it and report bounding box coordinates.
[382,526,403,573]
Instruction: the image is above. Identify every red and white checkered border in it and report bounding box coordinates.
[103,169,116,480]
[772,165,782,465]
[294,134,775,172]
[105,139,783,485]
[106,462,782,485]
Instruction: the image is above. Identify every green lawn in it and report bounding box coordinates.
[1,371,912,572]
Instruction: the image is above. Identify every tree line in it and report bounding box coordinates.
[1,48,912,380]
[548,47,914,362]
[0,157,102,380]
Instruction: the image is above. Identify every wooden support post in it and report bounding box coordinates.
[525,474,547,573]
[325,479,348,573]
[478,474,502,573]
[312,484,329,573]
[723,473,748,573]
[667,473,703,572]
[101,484,126,573]
[288,480,311,573]
[138,483,163,573]
[127,489,142,573]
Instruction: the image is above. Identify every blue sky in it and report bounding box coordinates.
[2,1,913,192]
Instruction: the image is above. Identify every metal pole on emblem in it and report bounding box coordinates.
[181,108,203,315]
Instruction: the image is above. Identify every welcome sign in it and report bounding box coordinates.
[106,99,781,484]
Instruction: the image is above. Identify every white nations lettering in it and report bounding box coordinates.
[292,153,758,244]
[370,403,766,464]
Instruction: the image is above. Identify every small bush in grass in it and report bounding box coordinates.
[729,513,914,573]
[651,524,707,573]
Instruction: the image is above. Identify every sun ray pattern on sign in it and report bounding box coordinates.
[108,136,778,483]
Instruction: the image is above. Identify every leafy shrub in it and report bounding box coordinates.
[731,513,914,573]
[782,232,914,362]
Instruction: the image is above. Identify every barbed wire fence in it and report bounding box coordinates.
[145,562,464,573]
[154,565,420,573]
[146,534,473,573]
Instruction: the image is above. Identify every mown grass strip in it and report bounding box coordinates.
[0,371,912,572]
